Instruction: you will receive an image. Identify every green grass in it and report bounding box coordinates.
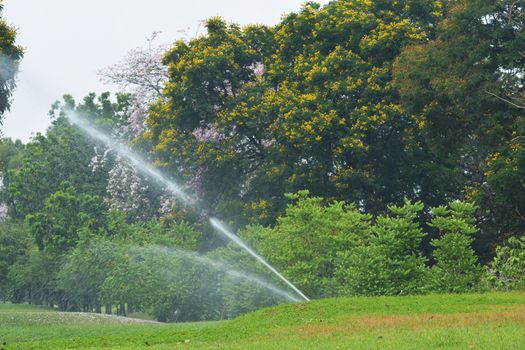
[1,292,525,349]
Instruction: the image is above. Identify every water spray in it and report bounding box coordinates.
[210,218,310,301]
[66,112,191,204]
[148,245,301,302]
[65,110,310,302]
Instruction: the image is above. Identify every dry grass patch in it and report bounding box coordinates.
[279,304,525,337]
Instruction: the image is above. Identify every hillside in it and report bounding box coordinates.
[2,292,525,349]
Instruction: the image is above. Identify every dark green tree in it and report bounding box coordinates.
[7,93,129,220]
[393,0,525,256]
[0,138,24,218]
[26,185,108,253]
[0,221,30,300]
[338,199,429,296]
[429,202,482,292]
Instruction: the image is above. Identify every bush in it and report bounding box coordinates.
[0,221,31,301]
[485,236,525,290]
[241,190,371,298]
[429,202,482,292]
[337,199,429,296]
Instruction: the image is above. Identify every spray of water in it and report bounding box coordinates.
[65,110,310,302]
[67,112,191,204]
[146,245,300,302]
[209,218,310,301]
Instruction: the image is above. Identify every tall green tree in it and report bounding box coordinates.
[429,202,482,292]
[338,199,429,296]
[27,185,108,253]
[7,93,128,220]
[241,190,372,298]
[0,221,30,300]
[393,0,525,255]
[0,138,24,218]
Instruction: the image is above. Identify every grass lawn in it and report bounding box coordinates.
[1,291,524,349]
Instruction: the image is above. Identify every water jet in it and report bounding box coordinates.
[65,110,310,302]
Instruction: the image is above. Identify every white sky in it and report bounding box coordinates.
[2,0,329,142]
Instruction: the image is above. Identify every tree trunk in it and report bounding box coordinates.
[120,303,126,316]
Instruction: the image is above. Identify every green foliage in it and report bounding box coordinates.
[429,202,482,292]
[147,1,448,225]
[57,237,122,311]
[486,237,525,290]
[0,138,24,217]
[6,118,107,220]
[242,190,372,298]
[7,247,59,305]
[7,93,128,221]
[136,249,222,322]
[338,199,429,295]
[52,213,283,322]
[106,211,201,251]
[26,185,108,252]
[477,118,525,254]
[0,2,23,121]
[208,246,292,319]
[0,221,30,300]
[393,0,525,255]
[242,193,491,298]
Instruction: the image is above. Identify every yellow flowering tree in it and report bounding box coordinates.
[146,1,447,224]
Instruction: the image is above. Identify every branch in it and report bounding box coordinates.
[510,135,525,143]
[485,90,525,109]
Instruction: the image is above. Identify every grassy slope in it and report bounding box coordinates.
[1,292,525,349]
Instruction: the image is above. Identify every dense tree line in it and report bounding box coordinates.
[0,0,524,322]
[142,0,525,260]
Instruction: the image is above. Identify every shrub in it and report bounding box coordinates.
[241,190,371,298]
[337,199,429,296]
[429,202,482,292]
[485,236,525,290]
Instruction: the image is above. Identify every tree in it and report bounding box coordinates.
[7,93,131,221]
[26,185,107,253]
[7,118,105,220]
[241,190,372,298]
[476,116,525,254]
[393,0,525,256]
[429,202,482,292]
[338,199,429,296]
[0,1,23,124]
[7,247,59,305]
[97,37,172,221]
[98,32,168,140]
[145,1,449,226]
[486,236,525,290]
[0,138,24,218]
[57,236,120,312]
[0,221,30,300]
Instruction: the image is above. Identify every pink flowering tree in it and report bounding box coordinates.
[94,33,170,220]
[99,32,168,140]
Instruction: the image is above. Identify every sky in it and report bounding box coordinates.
[2,0,329,142]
